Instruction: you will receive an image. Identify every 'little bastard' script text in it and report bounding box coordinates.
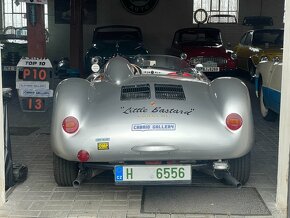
[121,106,194,116]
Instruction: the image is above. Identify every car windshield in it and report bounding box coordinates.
[252,29,284,47]
[177,29,222,46]
[130,55,190,71]
[93,27,142,43]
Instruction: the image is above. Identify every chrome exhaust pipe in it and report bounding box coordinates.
[73,168,104,188]
[73,170,86,188]
[199,167,242,188]
[218,171,242,188]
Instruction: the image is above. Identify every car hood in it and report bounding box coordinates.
[90,41,146,57]
[180,45,228,57]
[261,47,283,56]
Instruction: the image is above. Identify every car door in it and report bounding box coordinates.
[236,32,253,71]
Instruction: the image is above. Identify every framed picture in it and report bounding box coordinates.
[54,0,97,24]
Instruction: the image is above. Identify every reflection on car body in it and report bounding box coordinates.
[52,55,254,188]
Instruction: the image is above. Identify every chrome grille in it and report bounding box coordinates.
[121,84,150,101]
[155,84,186,100]
[189,57,227,66]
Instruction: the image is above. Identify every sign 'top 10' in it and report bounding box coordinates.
[16,58,53,112]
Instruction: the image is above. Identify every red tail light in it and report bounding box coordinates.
[182,72,192,77]
[77,150,90,162]
[62,116,79,134]
[226,113,243,130]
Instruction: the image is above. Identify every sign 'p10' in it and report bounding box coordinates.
[22,68,48,81]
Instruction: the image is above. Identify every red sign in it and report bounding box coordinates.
[22,68,48,81]
[21,98,46,111]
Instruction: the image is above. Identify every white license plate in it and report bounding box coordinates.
[3,66,16,72]
[203,67,220,72]
[114,165,191,183]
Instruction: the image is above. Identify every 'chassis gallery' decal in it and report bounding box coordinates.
[132,123,176,131]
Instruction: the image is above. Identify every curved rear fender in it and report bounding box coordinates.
[51,78,117,130]
[51,78,92,133]
[209,77,253,135]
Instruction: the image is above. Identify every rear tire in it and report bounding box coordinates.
[259,84,277,121]
[248,62,256,82]
[53,153,78,186]
[228,152,251,185]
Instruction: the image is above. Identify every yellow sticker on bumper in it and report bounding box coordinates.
[98,142,109,150]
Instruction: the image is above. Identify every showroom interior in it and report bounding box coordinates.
[0,0,290,217]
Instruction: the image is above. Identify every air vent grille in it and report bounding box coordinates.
[190,57,227,66]
[155,84,186,100]
[121,84,150,100]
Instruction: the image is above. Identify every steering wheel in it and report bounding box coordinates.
[193,8,208,24]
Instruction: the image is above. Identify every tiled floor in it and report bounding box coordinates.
[0,76,284,217]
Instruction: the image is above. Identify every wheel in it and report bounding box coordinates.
[259,84,277,121]
[248,62,256,81]
[53,153,78,186]
[228,152,251,185]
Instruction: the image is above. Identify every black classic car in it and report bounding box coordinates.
[85,25,148,74]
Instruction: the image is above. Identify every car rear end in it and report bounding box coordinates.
[52,76,253,162]
[51,75,253,185]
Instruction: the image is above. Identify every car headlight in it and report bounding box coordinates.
[260,56,269,62]
[90,56,102,65]
[230,52,237,60]
[180,53,187,60]
[195,63,204,72]
[226,50,237,60]
[272,56,280,63]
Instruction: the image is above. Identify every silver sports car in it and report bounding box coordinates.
[51,55,254,187]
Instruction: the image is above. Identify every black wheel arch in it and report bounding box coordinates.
[248,58,255,71]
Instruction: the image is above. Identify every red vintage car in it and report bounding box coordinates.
[170,28,237,77]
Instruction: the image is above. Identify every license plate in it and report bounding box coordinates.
[3,66,16,72]
[114,165,191,183]
[203,67,220,72]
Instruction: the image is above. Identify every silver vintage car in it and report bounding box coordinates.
[51,55,254,187]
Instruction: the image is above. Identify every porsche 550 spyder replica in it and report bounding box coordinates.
[51,55,254,187]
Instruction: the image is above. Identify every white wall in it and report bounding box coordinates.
[46,0,285,62]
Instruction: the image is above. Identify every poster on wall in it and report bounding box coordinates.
[54,0,97,24]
